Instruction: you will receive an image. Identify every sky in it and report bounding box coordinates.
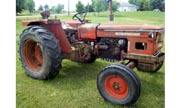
[34,0,128,11]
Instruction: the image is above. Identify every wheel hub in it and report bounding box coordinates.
[34,45,43,65]
[23,39,43,72]
[113,82,121,90]
[104,75,128,99]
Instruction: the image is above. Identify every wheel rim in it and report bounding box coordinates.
[23,39,43,72]
[104,75,128,99]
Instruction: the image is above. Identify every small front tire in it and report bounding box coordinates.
[97,64,141,105]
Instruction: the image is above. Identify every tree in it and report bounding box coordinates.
[92,0,95,7]
[85,3,94,12]
[94,0,105,16]
[138,1,145,10]
[85,0,95,12]
[134,0,150,11]
[76,1,85,13]
[104,0,109,11]
[44,4,49,10]
[112,1,120,12]
[26,0,35,13]
[16,0,26,13]
[129,0,165,11]
[129,0,137,5]
[50,6,56,13]
[38,5,44,11]
[150,0,165,11]
[161,0,165,11]
[143,0,150,10]
[55,4,64,14]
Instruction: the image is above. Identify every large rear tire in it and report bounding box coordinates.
[97,64,141,105]
[19,26,62,80]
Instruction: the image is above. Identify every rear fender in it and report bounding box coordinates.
[22,20,72,53]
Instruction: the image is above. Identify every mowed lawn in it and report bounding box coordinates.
[16,11,165,108]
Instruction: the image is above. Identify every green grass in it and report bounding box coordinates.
[16,11,165,108]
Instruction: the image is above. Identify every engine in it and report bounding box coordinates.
[62,23,128,62]
[95,38,127,61]
[63,28,78,44]
[63,23,128,62]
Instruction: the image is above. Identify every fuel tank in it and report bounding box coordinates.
[78,24,99,40]
[62,20,82,29]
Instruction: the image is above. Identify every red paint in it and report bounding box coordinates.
[62,20,82,29]
[98,24,163,31]
[78,24,98,40]
[104,75,128,99]
[42,20,72,53]
[97,24,164,55]
[34,45,43,65]
[23,39,43,72]
[22,20,164,55]
[22,20,72,53]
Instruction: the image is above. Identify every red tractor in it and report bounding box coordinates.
[18,12,165,105]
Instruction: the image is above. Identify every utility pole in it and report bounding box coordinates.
[109,0,114,23]
[87,2,89,12]
[68,0,70,16]
[51,0,52,9]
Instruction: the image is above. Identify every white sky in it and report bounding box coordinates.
[34,0,128,11]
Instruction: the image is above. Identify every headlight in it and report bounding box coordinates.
[148,32,154,39]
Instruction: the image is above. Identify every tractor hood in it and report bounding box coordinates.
[62,20,91,29]
[62,20,82,29]
[97,24,164,32]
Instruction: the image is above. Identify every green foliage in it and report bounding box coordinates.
[129,0,138,5]
[104,0,109,11]
[129,0,165,11]
[76,1,86,13]
[85,3,94,12]
[26,0,35,13]
[50,6,56,13]
[16,0,35,14]
[91,0,95,6]
[55,4,64,14]
[150,0,165,11]
[16,0,26,13]
[94,0,105,16]
[103,0,120,12]
[44,4,49,10]
[112,1,120,12]
[137,0,149,11]
[38,5,43,11]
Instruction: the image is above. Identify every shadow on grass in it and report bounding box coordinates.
[135,70,165,107]
[42,59,110,90]
[17,58,164,108]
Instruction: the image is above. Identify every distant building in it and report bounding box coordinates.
[118,2,137,12]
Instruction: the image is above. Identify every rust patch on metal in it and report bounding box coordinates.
[127,61,136,69]
[23,39,43,72]
[41,20,72,53]
[78,24,98,40]
[123,52,164,63]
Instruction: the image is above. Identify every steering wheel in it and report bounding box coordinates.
[72,11,87,23]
